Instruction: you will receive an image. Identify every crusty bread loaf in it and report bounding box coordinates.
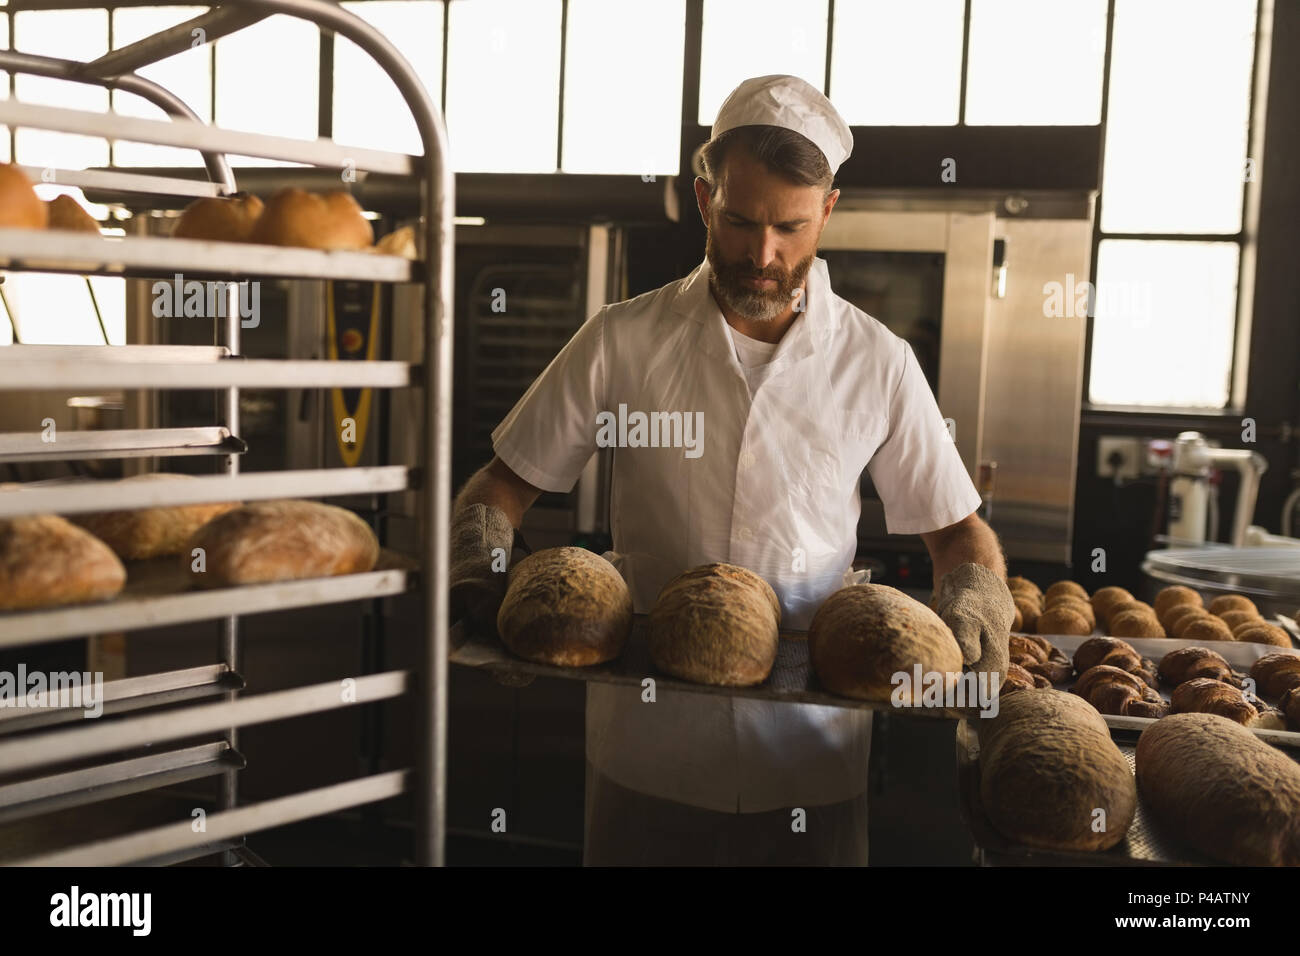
[45,195,100,233]
[0,164,47,230]
[977,689,1136,852]
[649,563,780,687]
[808,583,962,703]
[496,546,632,666]
[0,514,125,611]
[173,193,265,242]
[71,474,238,560]
[249,188,373,250]
[1136,712,1300,865]
[186,500,377,587]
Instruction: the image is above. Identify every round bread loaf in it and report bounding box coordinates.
[186,500,377,587]
[1170,608,1215,639]
[249,188,373,250]
[1006,576,1042,602]
[46,194,100,233]
[0,514,125,610]
[1136,712,1300,865]
[1037,605,1091,636]
[0,164,47,229]
[1045,594,1095,628]
[1160,602,1204,634]
[71,474,239,560]
[1013,595,1040,632]
[1109,599,1156,621]
[496,547,632,666]
[977,689,1136,852]
[808,583,962,703]
[649,563,780,686]
[1044,580,1088,603]
[1233,622,1292,648]
[1090,586,1133,626]
[1180,616,1233,643]
[173,193,265,242]
[1209,594,1258,617]
[1111,609,1165,639]
[1153,585,1201,622]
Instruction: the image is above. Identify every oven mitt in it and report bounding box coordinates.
[449,502,516,635]
[932,562,1015,678]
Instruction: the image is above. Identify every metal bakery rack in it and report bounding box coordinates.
[0,0,451,865]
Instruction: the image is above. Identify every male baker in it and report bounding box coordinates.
[451,74,1015,866]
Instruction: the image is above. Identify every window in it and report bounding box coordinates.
[13,9,109,169]
[1088,0,1259,408]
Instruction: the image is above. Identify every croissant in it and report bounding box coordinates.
[1249,653,1300,701]
[1008,634,1072,684]
[1157,645,1237,688]
[1283,687,1300,731]
[1072,636,1158,687]
[1170,677,1257,725]
[1072,664,1168,718]
[1001,662,1041,693]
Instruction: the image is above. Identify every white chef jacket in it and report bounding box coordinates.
[491,255,981,813]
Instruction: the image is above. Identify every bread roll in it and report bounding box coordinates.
[1006,576,1042,602]
[249,188,373,250]
[1170,609,1215,639]
[1284,687,1300,731]
[1037,605,1091,636]
[1233,622,1292,648]
[808,583,962,703]
[1160,602,1204,634]
[977,689,1136,852]
[1090,586,1133,627]
[0,514,125,611]
[495,546,631,666]
[0,164,47,230]
[173,193,265,242]
[1110,609,1165,639]
[1136,712,1300,865]
[44,194,100,233]
[71,474,238,560]
[1208,594,1258,617]
[648,563,779,686]
[1044,580,1088,603]
[186,500,377,587]
[1045,594,1095,628]
[1013,595,1040,632]
[1218,608,1261,632]
[1180,616,1233,643]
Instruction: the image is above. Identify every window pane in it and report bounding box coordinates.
[14,10,109,169]
[563,0,684,174]
[1088,240,1239,408]
[112,7,211,167]
[830,0,963,125]
[334,1,443,156]
[698,0,828,125]
[1101,0,1256,233]
[966,0,1106,125]
[4,274,116,345]
[215,15,319,167]
[446,0,561,172]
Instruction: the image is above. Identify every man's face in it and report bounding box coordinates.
[696,147,839,323]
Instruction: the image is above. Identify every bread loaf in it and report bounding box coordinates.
[186,500,377,587]
[1110,609,1165,639]
[496,546,632,666]
[1153,585,1201,622]
[1160,602,1205,635]
[1046,594,1095,628]
[808,583,962,703]
[249,189,373,250]
[72,474,239,560]
[1180,616,1233,643]
[46,195,101,233]
[1036,605,1091,636]
[1044,580,1088,603]
[1090,586,1133,628]
[0,164,47,230]
[173,193,265,242]
[0,514,125,611]
[977,689,1136,852]
[1012,595,1040,632]
[1233,622,1292,648]
[1136,712,1300,865]
[1209,594,1258,617]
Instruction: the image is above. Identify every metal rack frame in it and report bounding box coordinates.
[0,0,452,866]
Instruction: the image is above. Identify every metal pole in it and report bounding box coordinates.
[231,0,453,867]
[80,5,270,81]
[219,281,240,866]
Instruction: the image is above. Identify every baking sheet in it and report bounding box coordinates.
[955,718,1300,867]
[1023,631,1300,750]
[450,614,973,718]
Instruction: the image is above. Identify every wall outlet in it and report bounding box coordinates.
[1097,436,1141,481]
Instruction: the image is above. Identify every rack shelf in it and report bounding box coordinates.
[0,355,415,390]
[0,426,246,464]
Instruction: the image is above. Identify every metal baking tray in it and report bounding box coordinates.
[450,614,972,718]
[955,718,1300,866]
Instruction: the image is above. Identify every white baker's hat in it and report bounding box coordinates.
[710,74,853,174]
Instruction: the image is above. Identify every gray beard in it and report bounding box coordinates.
[708,274,788,323]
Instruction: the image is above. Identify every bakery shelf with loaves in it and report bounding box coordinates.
[0,1,453,867]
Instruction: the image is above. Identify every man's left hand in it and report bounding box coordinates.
[932,562,1015,677]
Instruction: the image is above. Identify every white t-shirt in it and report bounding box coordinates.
[727,323,780,398]
[491,256,981,813]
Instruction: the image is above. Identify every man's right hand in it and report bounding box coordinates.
[449,502,516,634]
